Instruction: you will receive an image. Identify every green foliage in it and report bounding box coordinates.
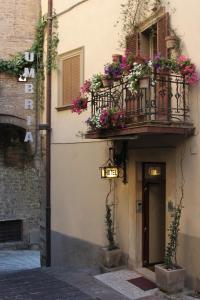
[117,0,161,47]
[47,12,59,71]
[0,12,59,110]
[0,53,32,76]
[105,204,117,250]
[164,204,183,269]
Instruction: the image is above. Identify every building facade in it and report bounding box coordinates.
[0,0,45,252]
[42,0,200,288]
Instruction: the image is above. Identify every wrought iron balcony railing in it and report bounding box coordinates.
[90,73,190,129]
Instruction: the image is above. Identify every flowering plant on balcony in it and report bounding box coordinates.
[80,79,91,95]
[126,62,151,92]
[90,74,103,91]
[152,54,198,85]
[153,54,179,73]
[178,55,198,85]
[104,62,123,81]
[86,108,125,130]
[72,96,88,114]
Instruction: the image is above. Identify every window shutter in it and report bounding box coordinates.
[156,13,170,121]
[71,55,80,101]
[126,33,138,56]
[62,54,80,105]
[63,58,71,105]
[157,13,169,58]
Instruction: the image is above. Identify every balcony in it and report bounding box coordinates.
[85,73,194,147]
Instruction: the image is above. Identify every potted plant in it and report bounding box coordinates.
[101,203,122,269]
[112,54,122,63]
[155,203,185,294]
[72,96,88,114]
[90,73,103,91]
[104,61,123,81]
[165,35,178,49]
[101,74,113,88]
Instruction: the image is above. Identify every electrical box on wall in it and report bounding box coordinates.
[136,200,142,213]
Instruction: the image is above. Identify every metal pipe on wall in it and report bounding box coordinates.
[46,0,53,267]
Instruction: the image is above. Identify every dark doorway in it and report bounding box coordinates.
[142,163,166,268]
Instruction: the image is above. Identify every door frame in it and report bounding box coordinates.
[142,162,166,267]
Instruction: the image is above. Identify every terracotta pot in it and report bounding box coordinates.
[101,247,122,268]
[112,54,122,63]
[102,76,113,88]
[155,264,185,294]
[165,36,177,49]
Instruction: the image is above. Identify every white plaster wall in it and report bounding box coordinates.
[41,0,124,250]
[51,141,112,245]
[41,0,200,280]
[51,0,124,143]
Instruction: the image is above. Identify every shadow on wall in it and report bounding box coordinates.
[51,231,102,268]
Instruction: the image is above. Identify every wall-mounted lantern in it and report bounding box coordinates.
[100,165,119,179]
[100,148,119,179]
[100,142,128,184]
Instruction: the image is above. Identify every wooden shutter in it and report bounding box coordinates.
[62,54,80,105]
[71,55,80,101]
[156,13,170,120]
[157,13,169,58]
[63,58,71,105]
[126,33,139,56]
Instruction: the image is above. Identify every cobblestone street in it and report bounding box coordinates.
[0,251,194,300]
[0,266,196,300]
[0,268,93,300]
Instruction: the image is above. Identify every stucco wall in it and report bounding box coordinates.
[165,0,200,287]
[43,0,124,266]
[43,0,200,285]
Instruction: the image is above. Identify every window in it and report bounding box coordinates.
[0,220,22,243]
[126,12,169,59]
[58,48,84,108]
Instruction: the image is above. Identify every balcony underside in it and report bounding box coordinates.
[85,122,194,148]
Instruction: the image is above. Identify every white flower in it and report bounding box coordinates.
[148,60,153,67]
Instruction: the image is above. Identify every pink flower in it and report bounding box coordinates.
[80,80,91,94]
[178,55,188,63]
[185,72,199,85]
[99,110,110,127]
[72,97,88,114]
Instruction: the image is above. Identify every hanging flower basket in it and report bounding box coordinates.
[72,96,88,114]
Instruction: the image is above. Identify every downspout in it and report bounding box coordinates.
[46,0,53,267]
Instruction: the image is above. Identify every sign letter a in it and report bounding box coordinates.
[24,132,33,143]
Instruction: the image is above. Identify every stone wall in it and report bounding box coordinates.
[0,0,45,253]
[0,0,41,59]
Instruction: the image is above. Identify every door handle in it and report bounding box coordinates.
[144,226,147,232]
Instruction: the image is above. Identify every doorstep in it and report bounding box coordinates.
[95,269,158,300]
[136,267,156,283]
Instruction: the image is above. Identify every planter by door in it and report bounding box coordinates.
[101,247,122,268]
[155,264,185,294]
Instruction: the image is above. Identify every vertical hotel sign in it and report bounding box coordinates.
[23,52,35,143]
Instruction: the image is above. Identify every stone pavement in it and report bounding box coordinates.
[0,250,40,274]
[0,266,168,300]
[0,268,92,300]
[0,251,193,300]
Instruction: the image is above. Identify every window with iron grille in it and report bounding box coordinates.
[0,220,22,243]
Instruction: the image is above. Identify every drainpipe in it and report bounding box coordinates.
[46,0,53,267]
